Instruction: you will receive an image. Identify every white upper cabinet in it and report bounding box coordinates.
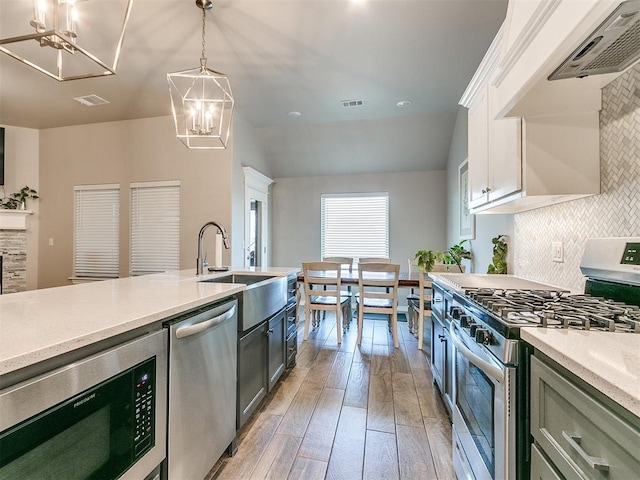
[460,5,603,215]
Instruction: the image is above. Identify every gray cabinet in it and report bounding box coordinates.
[530,355,640,480]
[267,309,286,392]
[431,311,452,413]
[238,322,268,429]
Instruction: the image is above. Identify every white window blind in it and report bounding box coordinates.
[321,193,389,263]
[73,184,120,278]
[130,181,180,276]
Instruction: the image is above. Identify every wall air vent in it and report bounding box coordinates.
[549,0,640,80]
[341,99,364,107]
[73,94,110,107]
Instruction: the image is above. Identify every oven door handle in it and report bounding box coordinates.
[449,323,505,384]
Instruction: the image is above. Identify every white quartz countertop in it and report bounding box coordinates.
[521,328,640,418]
[0,267,299,376]
[429,273,569,293]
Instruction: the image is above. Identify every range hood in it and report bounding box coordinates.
[493,0,640,119]
[549,0,640,80]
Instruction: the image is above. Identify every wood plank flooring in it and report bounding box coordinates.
[207,313,455,480]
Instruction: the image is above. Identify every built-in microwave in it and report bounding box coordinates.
[0,329,167,480]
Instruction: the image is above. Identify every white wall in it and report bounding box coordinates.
[38,115,233,288]
[271,170,447,269]
[231,114,272,267]
[1,125,40,290]
[445,107,514,274]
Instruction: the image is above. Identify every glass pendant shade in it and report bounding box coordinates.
[168,61,234,150]
[0,0,133,81]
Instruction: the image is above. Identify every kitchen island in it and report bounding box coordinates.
[0,267,297,379]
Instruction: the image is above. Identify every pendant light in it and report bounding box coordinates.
[0,0,133,81]
[167,0,234,150]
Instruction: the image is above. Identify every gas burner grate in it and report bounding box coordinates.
[463,288,640,333]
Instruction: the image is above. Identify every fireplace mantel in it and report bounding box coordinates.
[0,210,33,230]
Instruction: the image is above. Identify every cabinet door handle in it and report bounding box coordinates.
[561,431,609,471]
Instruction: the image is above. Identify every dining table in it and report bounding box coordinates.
[296,268,427,336]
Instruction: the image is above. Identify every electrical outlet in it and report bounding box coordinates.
[551,241,564,263]
[48,238,54,247]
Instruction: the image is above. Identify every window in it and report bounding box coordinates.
[130,181,180,276]
[73,184,120,278]
[321,193,389,263]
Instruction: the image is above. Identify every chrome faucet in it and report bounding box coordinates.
[197,221,230,275]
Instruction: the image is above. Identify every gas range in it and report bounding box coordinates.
[462,288,640,334]
[438,237,640,480]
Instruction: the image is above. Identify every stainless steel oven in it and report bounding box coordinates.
[450,321,516,480]
[0,329,167,480]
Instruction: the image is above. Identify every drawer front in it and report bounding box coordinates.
[530,444,562,480]
[530,356,640,480]
[286,304,297,337]
[286,331,297,369]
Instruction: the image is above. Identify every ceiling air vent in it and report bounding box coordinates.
[341,99,364,107]
[73,94,110,107]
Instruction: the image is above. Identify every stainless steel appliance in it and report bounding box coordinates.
[0,330,167,480]
[434,237,640,480]
[165,298,238,480]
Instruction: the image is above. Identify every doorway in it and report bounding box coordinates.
[243,168,273,269]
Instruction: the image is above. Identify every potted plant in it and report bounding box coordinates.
[438,240,472,273]
[487,235,508,274]
[414,249,437,272]
[0,186,39,210]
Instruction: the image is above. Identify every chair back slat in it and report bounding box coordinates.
[358,257,390,264]
[322,256,354,272]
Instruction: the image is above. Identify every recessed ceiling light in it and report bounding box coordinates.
[396,100,412,107]
[287,111,302,118]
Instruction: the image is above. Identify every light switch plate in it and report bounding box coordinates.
[551,241,564,263]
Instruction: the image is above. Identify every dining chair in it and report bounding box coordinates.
[302,261,351,345]
[321,256,354,324]
[415,264,450,350]
[356,262,400,348]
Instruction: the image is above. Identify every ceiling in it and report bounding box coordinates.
[0,0,508,178]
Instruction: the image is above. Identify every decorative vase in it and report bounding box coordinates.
[19,199,26,210]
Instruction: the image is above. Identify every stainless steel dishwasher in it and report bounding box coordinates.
[165,298,238,480]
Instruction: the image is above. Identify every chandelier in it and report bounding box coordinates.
[0,0,134,81]
[167,0,234,150]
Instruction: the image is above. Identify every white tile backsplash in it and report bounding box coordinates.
[514,63,640,292]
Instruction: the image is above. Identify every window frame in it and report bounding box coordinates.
[320,192,390,264]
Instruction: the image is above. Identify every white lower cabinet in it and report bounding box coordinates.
[530,355,640,480]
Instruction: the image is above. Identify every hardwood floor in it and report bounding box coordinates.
[207,312,454,480]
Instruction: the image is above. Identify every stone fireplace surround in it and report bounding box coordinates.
[0,211,31,294]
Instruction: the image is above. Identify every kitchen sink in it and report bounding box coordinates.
[201,273,287,331]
